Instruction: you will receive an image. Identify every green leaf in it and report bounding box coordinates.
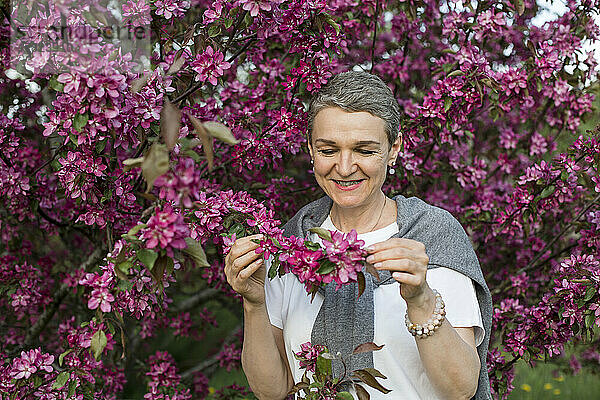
[512,0,525,16]
[203,121,240,144]
[304,241,321,251]
[52,371,71,390]
[137,249,158,270]
[540,185,555,199]
[68,380,77,397]
[363,367,387,379]
[268,256,280,279]
[308,227,333,242]
[95,139,108,153]
[160,99,182,151]
[141,143,170,191]
[73,113,89,133]
[90,329,107,360]
[316,354,332,378]
[584,286,596,302]
[116,260,133,276]
[151,255,173,282]
[316,259,335,275]
[127,224,147,236]
[561,170,569,181]
[228,222,245,236]
[244,13,253,28]
[183,237,210,267]
[444,97,452,113]
[49,76,65,91]
[585,313,596,329]
[208,25,221,37]
[325,15,341,35]
[336,392,354,400]
[447,69,464,78]
[59,349,73,366]
[32,375,42,388]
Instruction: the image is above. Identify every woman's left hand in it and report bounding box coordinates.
[365,238,431,305]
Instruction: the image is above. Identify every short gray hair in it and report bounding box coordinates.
[307,71,401,149]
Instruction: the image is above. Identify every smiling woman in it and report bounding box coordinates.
[224,71,493,400]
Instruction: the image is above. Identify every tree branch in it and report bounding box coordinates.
[173,288,219,313]
[180,323,242,381]
[20,247,107,350]
[516,192,600,274]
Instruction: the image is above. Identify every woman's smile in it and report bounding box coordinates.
[332,179,365,190]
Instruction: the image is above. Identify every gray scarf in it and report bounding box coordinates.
[282,194,493,400]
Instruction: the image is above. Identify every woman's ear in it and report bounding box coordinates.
[389,134,402,164]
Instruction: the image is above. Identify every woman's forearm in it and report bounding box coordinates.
[241,300,293,400]
[406,290,481,400]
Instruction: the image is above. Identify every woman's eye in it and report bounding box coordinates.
[318,149,336,155]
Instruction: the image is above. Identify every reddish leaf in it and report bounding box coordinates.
[357,271,366,299]
[288,382,309,395]
[160,99,181,151]
[167,56,186,75]
[365,263,381,282]
[352,342,384,355]
[130,74,149,93]
[352,369,391,394]
[363,368,387,379]
[355,384,370,400]
[189,115,214,171]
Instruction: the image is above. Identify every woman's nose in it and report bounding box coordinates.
[336,150,357,176]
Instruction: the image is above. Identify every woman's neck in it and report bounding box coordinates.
[329,192,397,234]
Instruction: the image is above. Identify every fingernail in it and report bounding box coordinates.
[366,246,374,252]
[374,262,382,269]
[366,255,374,263]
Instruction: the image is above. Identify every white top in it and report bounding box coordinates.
[264,215,485,399]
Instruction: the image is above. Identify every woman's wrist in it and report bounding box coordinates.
[243,298,266,314]
[405,287,436,325]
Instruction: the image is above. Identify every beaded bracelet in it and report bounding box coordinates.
[405,289,446,339]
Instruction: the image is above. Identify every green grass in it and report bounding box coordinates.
[508,359,600,399]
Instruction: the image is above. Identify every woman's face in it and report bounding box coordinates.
[308,107,402,210]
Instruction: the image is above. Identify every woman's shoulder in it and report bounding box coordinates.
[393,194,465,233]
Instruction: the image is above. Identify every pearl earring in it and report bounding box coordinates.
[388,163,396,175]
[310,159,314,164]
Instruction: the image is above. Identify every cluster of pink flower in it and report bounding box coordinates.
[80,269,116,313]
[294,341,327,373]
[216,343,242,371]
[0,348,56,397]
[155,157,207,208]
[144,351,192,400]
[139,204,191,256]
[122,0,152,27]
[272,229,367,293]
[191,46,232,85]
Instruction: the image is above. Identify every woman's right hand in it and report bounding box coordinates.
[224,234,267,306]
